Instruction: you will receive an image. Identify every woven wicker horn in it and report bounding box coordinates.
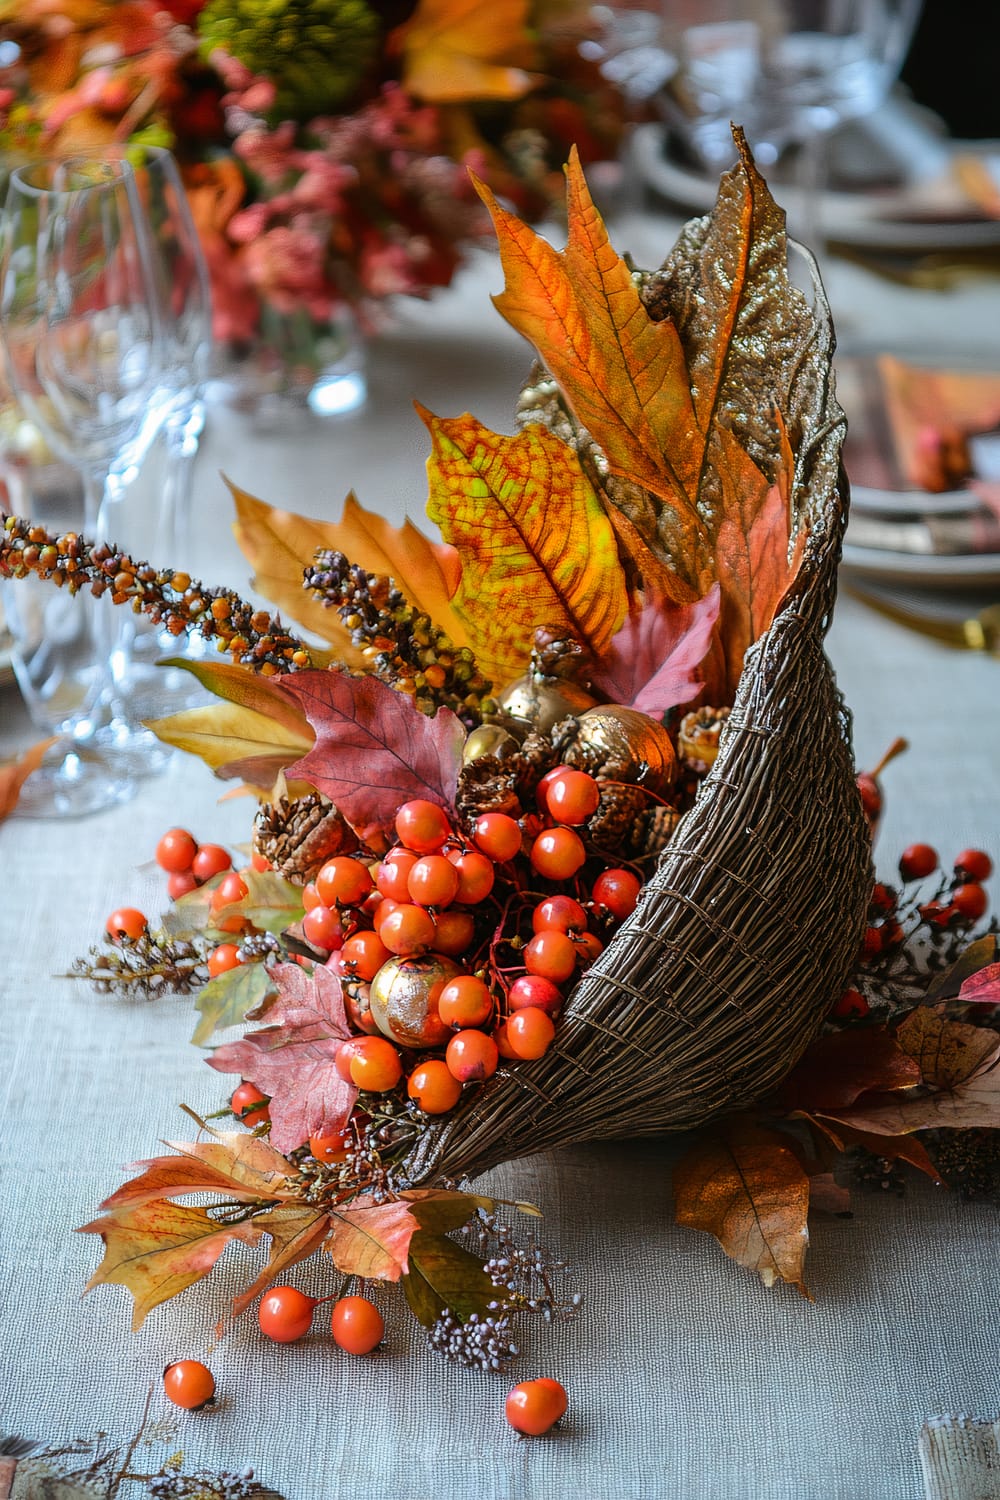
[403,228,873,1187]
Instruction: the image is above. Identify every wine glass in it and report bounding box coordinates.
[97,145,214,710]
[0,155,166,800]
[659,0,923,252]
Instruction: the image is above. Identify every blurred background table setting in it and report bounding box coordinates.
[2,4,1000,1500]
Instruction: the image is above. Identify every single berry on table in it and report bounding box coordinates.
[331,1295,384,1354]
[163,1359,215,1410]
[258,1285,318,1343]
[505,1377,568,1435]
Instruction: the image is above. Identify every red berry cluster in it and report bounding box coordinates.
[276,775,645,1123]
[832,844,994,1021]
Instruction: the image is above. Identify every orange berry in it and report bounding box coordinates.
[505,1006,555,1060]
[105,907,147,942]
[191,843,232,882]
[155,827,197,874]
[163,1359,215,1410]
[446,1029,499,1082]
[407,1058,463,1113]
[316,856,374,909]
[331,1295,384,1354]
[438,974,494,1029]
[349,1036,403,1092]
[432,908,476,957]
[258,1286,317,1342]
[505,1377,567,1435]
[207,943,242,979]
[167,869,198,900]
[340,929,391,981]
[230,1081,269,1126]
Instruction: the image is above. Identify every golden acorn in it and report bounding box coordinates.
[678,706,732,771]
[555,705,677,798]
[499,674,599,733]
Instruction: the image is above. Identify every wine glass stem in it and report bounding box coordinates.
[794,127,829,263]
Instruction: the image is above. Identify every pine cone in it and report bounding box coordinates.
[254,790,357,885]
[678,706,732,771]
[631,804,681,861]
[455,760,523,826]
[585,783,649,854]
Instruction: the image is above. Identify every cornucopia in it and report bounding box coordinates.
[0,130,878,1339]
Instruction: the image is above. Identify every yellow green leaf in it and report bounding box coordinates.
[147,700,314,784]
[79,1198,265,1331]
[420,407,628,684]
[191,961,277,1047]
[401,1229,501,1326]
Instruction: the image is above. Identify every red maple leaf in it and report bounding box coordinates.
[280,669,465,844]
[208,962,357,1153]
[959,962,1000,1006]
[589,585,720,716]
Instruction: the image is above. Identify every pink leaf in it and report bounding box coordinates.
[959,961,1000,1006]
[208,962,357,1153]
[280,669,465,841]
[589,585,720,716]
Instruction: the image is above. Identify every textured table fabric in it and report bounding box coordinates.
[2,213,1000,1500]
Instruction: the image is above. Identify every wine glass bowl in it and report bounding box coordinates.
[659,0,923,176]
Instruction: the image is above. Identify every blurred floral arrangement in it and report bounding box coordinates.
[0,0,626,351]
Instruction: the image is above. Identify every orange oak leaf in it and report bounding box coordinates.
[147,665,314,787]
[230,1204,331,1320]
[99,1133,295,1212]
[420,407,628,685]
[673,1122,811,1294]
[895,1006,1000,1091]
[281,668,466,843]
[208,962,358,1153]
[78,1198,265,1331]
[230,482,467,655]
[394,0,539,104]
[474,152,707,561]
[588,584,720,715]
[0,737,56,821]
[325,1194,423,1281]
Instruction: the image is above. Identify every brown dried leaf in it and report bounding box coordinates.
[895,1006,1000,1090]
[776,1025,921,1113]
[673,1122,811,1294]
[98,1133,295,1211]
[820,1056,1000,1137]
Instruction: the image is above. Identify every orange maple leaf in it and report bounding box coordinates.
[0,737,55,822]
[393,0,540,104]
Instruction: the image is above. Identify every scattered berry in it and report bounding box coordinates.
[105,907,147,941]
[331,1295,384,1354]
[258,1286,317,1343]
[155,827,198,874]
[954,849,993,883]
[505,1377,567,1435]
[163,1359,215,1410]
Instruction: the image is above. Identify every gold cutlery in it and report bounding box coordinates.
[844,582,1000,654]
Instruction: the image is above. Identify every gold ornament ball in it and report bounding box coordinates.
[368,954,461,1049]
[573,704,677,797]
[499,674,599,733]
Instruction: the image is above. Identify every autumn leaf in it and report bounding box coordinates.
[394,0,539,104]
[209,868,305,938]
[402,1230,501,1326]
[230,1204,331,1320]
[230,482,467,655]
[191,961,277,1047]
[208,962,357,1153]
[325,1195,422,1282]
[0,737,56,821]
[98,1133,295,1211]
[673,1121,811,1294]
[806,1114,943,1185]
[281,669,465,844]
[402,1186,494,1233]
[474,152,707,572]
[959,962,1000,1006]
[775,1025,921,1113]
[895,1006,1000,1090]
[588,585,720,716]
[819,1054,1000,1137]
[79,1198,265,1331]
[420,408,628,685]
[148,698,314,787]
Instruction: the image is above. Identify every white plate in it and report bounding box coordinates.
[850,484,978,516]
[633,124,1000,252]
[841,542,1000,588]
